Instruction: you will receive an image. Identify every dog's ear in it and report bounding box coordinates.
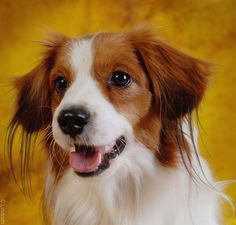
[130,27,210,119]
[13,62,52,132]
[11,32,67,133]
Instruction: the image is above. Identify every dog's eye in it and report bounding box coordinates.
[110,71,132,88]
[54,76,67,93]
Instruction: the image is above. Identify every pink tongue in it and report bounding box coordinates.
[69,151,102,173]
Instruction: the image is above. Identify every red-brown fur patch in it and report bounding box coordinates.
[92,33,152,126]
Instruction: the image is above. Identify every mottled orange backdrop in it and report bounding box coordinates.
[0,0,235,224]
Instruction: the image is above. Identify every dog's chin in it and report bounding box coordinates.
[69,136,127,177]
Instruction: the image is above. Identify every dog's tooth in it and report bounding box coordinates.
[105,145,109,152]
[108,151,117,159]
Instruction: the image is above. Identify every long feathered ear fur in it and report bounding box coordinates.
[12,62,51,132]
[130,27,209,120]
[130,27,210,178]
[6,32,67,193]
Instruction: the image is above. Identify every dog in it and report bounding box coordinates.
[7,27,223,225]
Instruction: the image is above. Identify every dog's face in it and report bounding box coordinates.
[50,34,151,177]
[11,28,209,179]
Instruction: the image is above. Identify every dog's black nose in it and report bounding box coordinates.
[58,107,90,136]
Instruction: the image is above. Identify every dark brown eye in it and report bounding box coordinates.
[110,71,132,88]
[54,76,67,93]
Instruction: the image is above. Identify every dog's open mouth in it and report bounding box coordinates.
[69,136,126,177]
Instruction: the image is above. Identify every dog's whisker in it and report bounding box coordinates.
[51,141,64,169]
[55,151,68,182]
[41,125,52,134]
[44,131,53,142]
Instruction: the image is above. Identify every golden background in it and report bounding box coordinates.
[0,0,235,224]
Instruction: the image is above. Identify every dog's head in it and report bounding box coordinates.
[8,27,209,182]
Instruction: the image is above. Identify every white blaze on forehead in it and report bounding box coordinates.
[65,38,97,104]
[66,37,102,104]
[70,38,94,78]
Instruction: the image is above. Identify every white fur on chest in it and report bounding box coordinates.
[46,140,221,225]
